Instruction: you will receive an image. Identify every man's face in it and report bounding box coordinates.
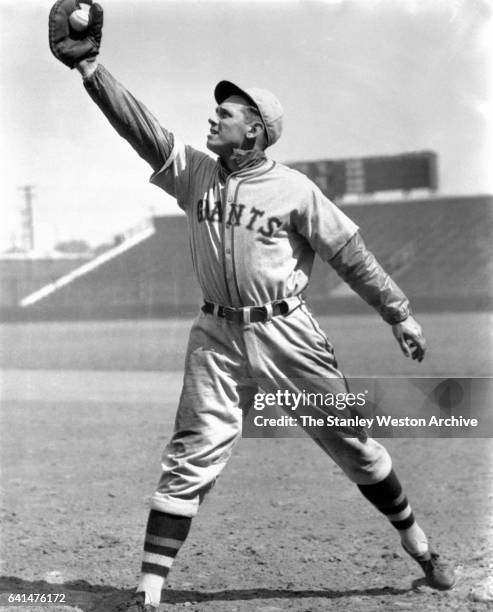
[206,95,257,155]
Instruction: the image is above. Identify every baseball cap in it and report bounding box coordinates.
[214,80,284,147]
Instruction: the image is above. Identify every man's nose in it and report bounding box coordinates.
[208,117,216,127]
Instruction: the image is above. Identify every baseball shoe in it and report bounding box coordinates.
[402,543,456,590]
[116,591,159,612]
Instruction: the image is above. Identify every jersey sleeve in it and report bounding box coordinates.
[84,64,216,212]
[294,182,359,261]
[330,232,411,324]
[83,64,173,172]
[149,140,216,211]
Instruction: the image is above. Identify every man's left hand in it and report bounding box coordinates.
[392,315,426,362]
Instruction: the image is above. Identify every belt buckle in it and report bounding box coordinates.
[248,305,268,324]
[257,306,268,323]
[223,306,235,321]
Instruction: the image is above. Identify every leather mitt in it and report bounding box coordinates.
[49,0,103,69]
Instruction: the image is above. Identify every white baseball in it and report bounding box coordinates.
[69,6,90,32]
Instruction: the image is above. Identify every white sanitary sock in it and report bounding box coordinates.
[137,573,164,607]
[400,522,429,556]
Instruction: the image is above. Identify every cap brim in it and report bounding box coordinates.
[214,80,257,109]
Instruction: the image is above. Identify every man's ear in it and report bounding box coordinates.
[246,121,264,140]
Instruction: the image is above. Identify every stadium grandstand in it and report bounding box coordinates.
[1,151,492,321]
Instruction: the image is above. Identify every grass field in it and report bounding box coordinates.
[1,312,492,611]
[1,311,492,375]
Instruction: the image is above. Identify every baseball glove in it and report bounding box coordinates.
[49,0,103,69]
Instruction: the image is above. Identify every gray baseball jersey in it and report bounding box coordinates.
[150,141,358,307]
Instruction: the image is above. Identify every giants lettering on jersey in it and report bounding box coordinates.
[196,199,282,238]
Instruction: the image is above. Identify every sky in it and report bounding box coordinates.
[1,0,492,252]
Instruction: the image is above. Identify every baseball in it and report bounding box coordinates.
[69,6,90,32]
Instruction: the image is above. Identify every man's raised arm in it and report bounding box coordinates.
[49,0,172,171]
[78,61,173,172]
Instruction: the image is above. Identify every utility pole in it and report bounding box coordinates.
[18,185,35,252]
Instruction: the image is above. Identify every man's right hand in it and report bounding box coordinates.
[49,0,103,69]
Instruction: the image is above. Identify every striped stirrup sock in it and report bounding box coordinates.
[357,469,415,530]
[137,510,192,606]
[141,510,192,577]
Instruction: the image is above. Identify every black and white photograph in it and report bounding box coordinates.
[1,1,492,611]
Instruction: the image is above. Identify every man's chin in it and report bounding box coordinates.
[206,139,227,156]
[206,140,218,154]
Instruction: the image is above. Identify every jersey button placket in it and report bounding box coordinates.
[227,179,244,308]
[223,184,236,306]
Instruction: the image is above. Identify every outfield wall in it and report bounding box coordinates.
[313,193,493,313]
[2,194,492,321]
[0,257,90,309]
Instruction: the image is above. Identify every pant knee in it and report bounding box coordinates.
[151,429,237,517]
[344,441,392,485]
[318,435,391,485]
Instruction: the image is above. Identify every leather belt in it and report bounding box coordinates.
[202,297,299,324]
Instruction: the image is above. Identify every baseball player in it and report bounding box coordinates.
[49,2,455,610]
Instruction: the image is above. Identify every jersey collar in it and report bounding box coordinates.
[218,149,267,181]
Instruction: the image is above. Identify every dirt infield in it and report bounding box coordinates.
[1,313,492,611]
